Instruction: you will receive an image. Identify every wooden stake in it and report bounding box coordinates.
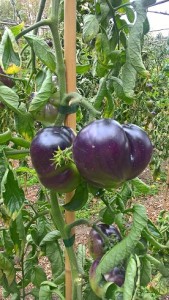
[64,1,76,299]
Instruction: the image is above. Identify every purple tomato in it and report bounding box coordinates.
[73,119,153,188]
[88,224,121,259]
[30,126,81,193]
[89,258,125,297]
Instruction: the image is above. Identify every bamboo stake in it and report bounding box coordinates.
[64,1,76,299]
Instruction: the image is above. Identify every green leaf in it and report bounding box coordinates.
[39,284,51,300]
[83,14,100,43]
[45,242,64,280]
[77,244,86,275]
[131,177,150,195]
[143,17,150,35]
[112,76,134,104]
[127,1,149,77]
[0,27,21,71]
[40,230,61,247]
[120,31,127,49]
[121,61,137,99]
[125,7,135,23]
[2,167,25,220]
[29,70,53,113]
[123,255,137,300]
[10,22,25,37]
[14,102,34,141]
[0,129,12,144]
[76,64,90,74]
[94,205,148,298]
[0,85,20,113]
[63,181,88,211]
[0,147,8,193]
[9,213,26,257]
[2,229,14,255]
[140,257,152,286]
[25,34,56,72]
[94,77,107,110]
[39,282,65,300]
[23,251,38,285]
[31,265,47,288]
[0,252,15,286]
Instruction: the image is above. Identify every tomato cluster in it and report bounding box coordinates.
[88,224,125,295]
[30,118,153,193]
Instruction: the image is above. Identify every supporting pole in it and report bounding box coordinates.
[64,1,76,299]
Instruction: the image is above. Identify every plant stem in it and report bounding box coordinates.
[49,0,67,101]
[4,149,30,158]
[145,254,169,277]
[66,219,90,236]
[50,190,83,299]
[16,19,50,41]
[142,228,169,250]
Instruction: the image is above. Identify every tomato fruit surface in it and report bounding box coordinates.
[88,223,121,259]
[30,126,80,193]
[73,119,153,189]
[89,258,125,297]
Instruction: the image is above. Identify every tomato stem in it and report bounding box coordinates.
[65,219,90,236]
[50,190,83,299]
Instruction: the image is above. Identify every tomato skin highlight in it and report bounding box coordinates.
[30,126,80,193]
[88,224,121,259]
[73,119,153,188]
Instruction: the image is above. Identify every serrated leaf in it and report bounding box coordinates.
[140,257,152,286]
[9,213,26,257]
[39,283,65,300]
[24,251,38,284]
[121,61,137,99]
[0,252,15,285]
[76,64,90,74]
[112,76,134,104]
[29,70,53,113]
[94,77,107,110]
[94,205,148,298]
[31,265,47,288]
[45,242,64,280]
[2,229,14,255]
[0,27,21,71]
[10,22,25,37]
[131,177,150,194]
[125,7,135,23]
[123,255,137,300]
[127,1,149,77]
[14,102,34,141]
[39,285,51,300]
[2,167,25,220]
[25,34,56,72]
[0,85,20,113]
[40,230,61,247]
[83,15,100,43]
[77,244,86,275]
[63,181,88,211]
